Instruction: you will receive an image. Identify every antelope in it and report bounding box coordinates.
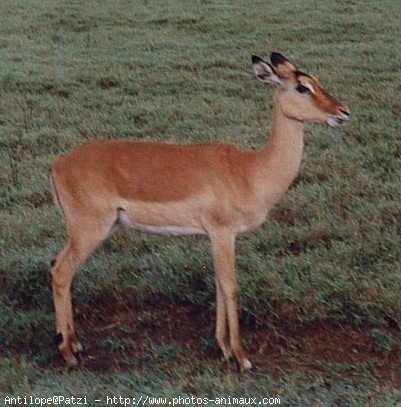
[49,52,350,371]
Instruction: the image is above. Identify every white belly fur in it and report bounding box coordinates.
[117,205,205,236]
[131,223,204,235]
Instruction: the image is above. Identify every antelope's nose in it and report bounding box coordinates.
[339,107,350,118]
[328,105,350,127]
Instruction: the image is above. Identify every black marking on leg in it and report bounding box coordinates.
[229,356,237,364]
[227,356,240,371]
[50,258,56,267]
[55,333,63,346]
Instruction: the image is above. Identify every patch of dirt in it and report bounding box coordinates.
[59,299,401,388]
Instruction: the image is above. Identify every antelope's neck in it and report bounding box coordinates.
[257,95,305,206]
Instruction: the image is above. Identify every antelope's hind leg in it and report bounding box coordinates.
[50,216,117,367]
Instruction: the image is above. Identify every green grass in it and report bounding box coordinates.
[1,0,401,404]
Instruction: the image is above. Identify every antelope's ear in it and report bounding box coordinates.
[251,55,284,87]
[270,52,296,79]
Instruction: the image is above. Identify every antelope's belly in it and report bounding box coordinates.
[117,198,207,236]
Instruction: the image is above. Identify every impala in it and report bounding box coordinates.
[50,52,350,371]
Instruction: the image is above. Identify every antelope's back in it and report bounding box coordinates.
[51,140,250,205]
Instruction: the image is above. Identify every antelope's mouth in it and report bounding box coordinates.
[327,111,350,128]
[327,117,345,127]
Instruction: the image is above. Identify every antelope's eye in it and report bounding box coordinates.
[296,84,310,94]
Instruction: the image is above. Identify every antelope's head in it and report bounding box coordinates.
[252,52,350,127]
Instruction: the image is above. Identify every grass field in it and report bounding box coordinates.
[1,0,401,405]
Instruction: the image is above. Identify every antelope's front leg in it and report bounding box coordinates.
[210,230,252,371]
[215,276,232,360]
